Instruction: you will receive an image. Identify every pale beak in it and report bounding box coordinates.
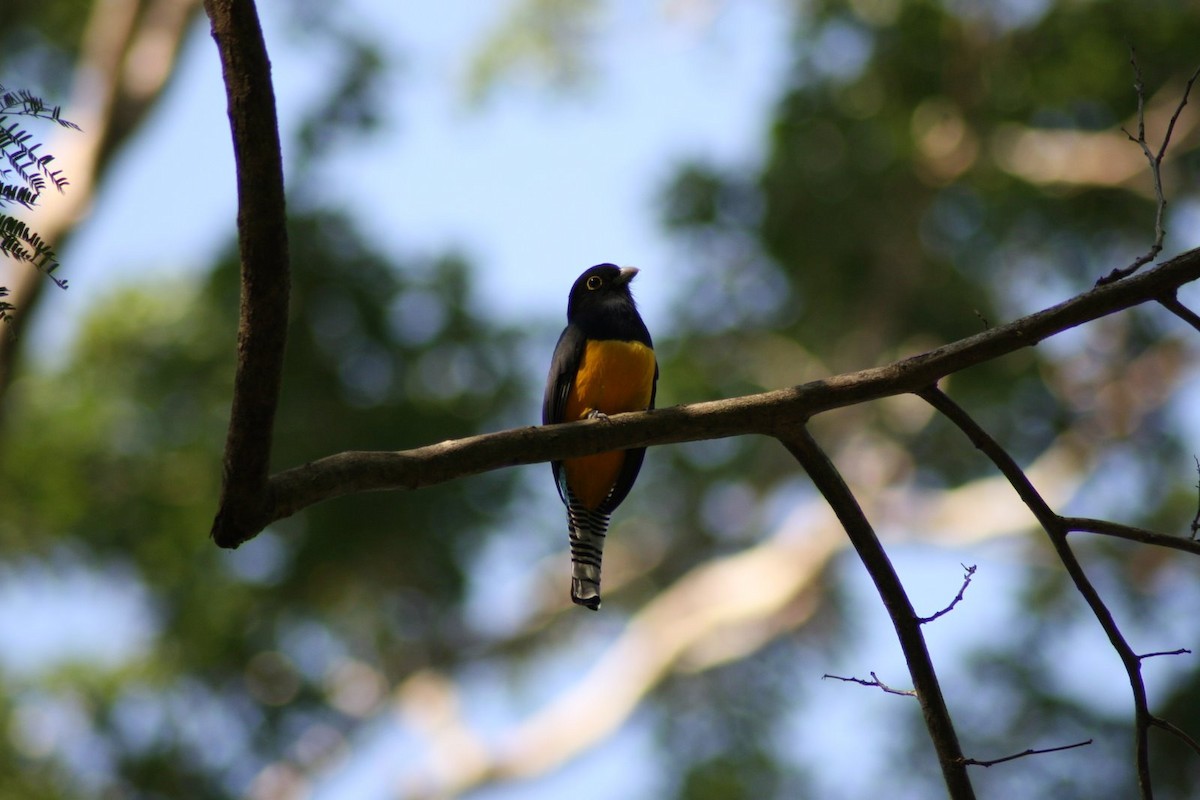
[617,266,639,284]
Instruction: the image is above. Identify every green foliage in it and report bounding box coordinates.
[0,0,93,72]
[661,0,1200,474]
[0,209,528,797]
[464,0,601,103]
[4,1,1200,798]
[652,1,1200,795]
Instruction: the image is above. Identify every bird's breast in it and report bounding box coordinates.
[561,338,656,510]
[564,339,656,420]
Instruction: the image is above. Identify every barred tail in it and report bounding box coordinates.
[566,499,611,610]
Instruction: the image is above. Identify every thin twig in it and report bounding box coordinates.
[919,564,977,624]
[822,671,916,697]
[780,425,976,799]
[918,385,1156,799]
[1138,648,1191,661]
[1099,52,1200,285]
[960,739,1093,768]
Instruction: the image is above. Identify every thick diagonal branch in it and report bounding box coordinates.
[204,0,291,546]
[779,425,975,799]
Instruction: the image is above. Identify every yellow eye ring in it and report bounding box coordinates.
[586,275,603,290]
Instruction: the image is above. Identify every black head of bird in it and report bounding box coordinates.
[565,264,646,340]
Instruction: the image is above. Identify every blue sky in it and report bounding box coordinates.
[39,0,791,353]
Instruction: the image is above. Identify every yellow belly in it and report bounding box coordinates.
[563,339,656,509]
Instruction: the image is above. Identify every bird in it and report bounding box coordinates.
[543,264,658,610]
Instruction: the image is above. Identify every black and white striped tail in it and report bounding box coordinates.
[566,497,611,610]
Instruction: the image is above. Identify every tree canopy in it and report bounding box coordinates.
[3,1,1200,798]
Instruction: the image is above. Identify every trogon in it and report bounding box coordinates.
[543,264,658,610]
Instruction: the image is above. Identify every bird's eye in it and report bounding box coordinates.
[586,275,603,290]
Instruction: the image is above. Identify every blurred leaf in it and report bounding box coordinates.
[464,0,601,104]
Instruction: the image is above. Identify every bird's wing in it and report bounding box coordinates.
[543,324,586,504]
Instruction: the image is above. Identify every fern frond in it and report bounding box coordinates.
[0,83,76,301]
[0,213,63,283]
[0,118,71,200]
[0,285,11,324]
[0,182,39,208]
[0,84,80,130]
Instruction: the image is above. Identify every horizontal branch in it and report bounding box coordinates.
[201,245,1200,546]
[960,739,1093,768]
[822,671,917,697]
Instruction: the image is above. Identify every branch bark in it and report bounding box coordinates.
[212,245,1200,547]
[780,425,975,799]
[203,0,292,546]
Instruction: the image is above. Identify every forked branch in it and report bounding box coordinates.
[1098,52,1200,285]
[214,246,1200,546]
[917,385,1177,799]
[200,12,1200,795]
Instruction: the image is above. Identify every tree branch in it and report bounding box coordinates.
[1157,292,1200,334]
[371,441,1115,798]
[1064,516,1200,556]
[210,246,1200,546]
[959,739,1093,768]
[203,0,292,547]
[1149,717,1200,758]
[918,385,1161,799]
[822,670,917,697]
[1098,53,1200,285]
[779,425,975,799]
[392,508,845,799]
[1138,648,1191,661]
[918,564,977,625]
